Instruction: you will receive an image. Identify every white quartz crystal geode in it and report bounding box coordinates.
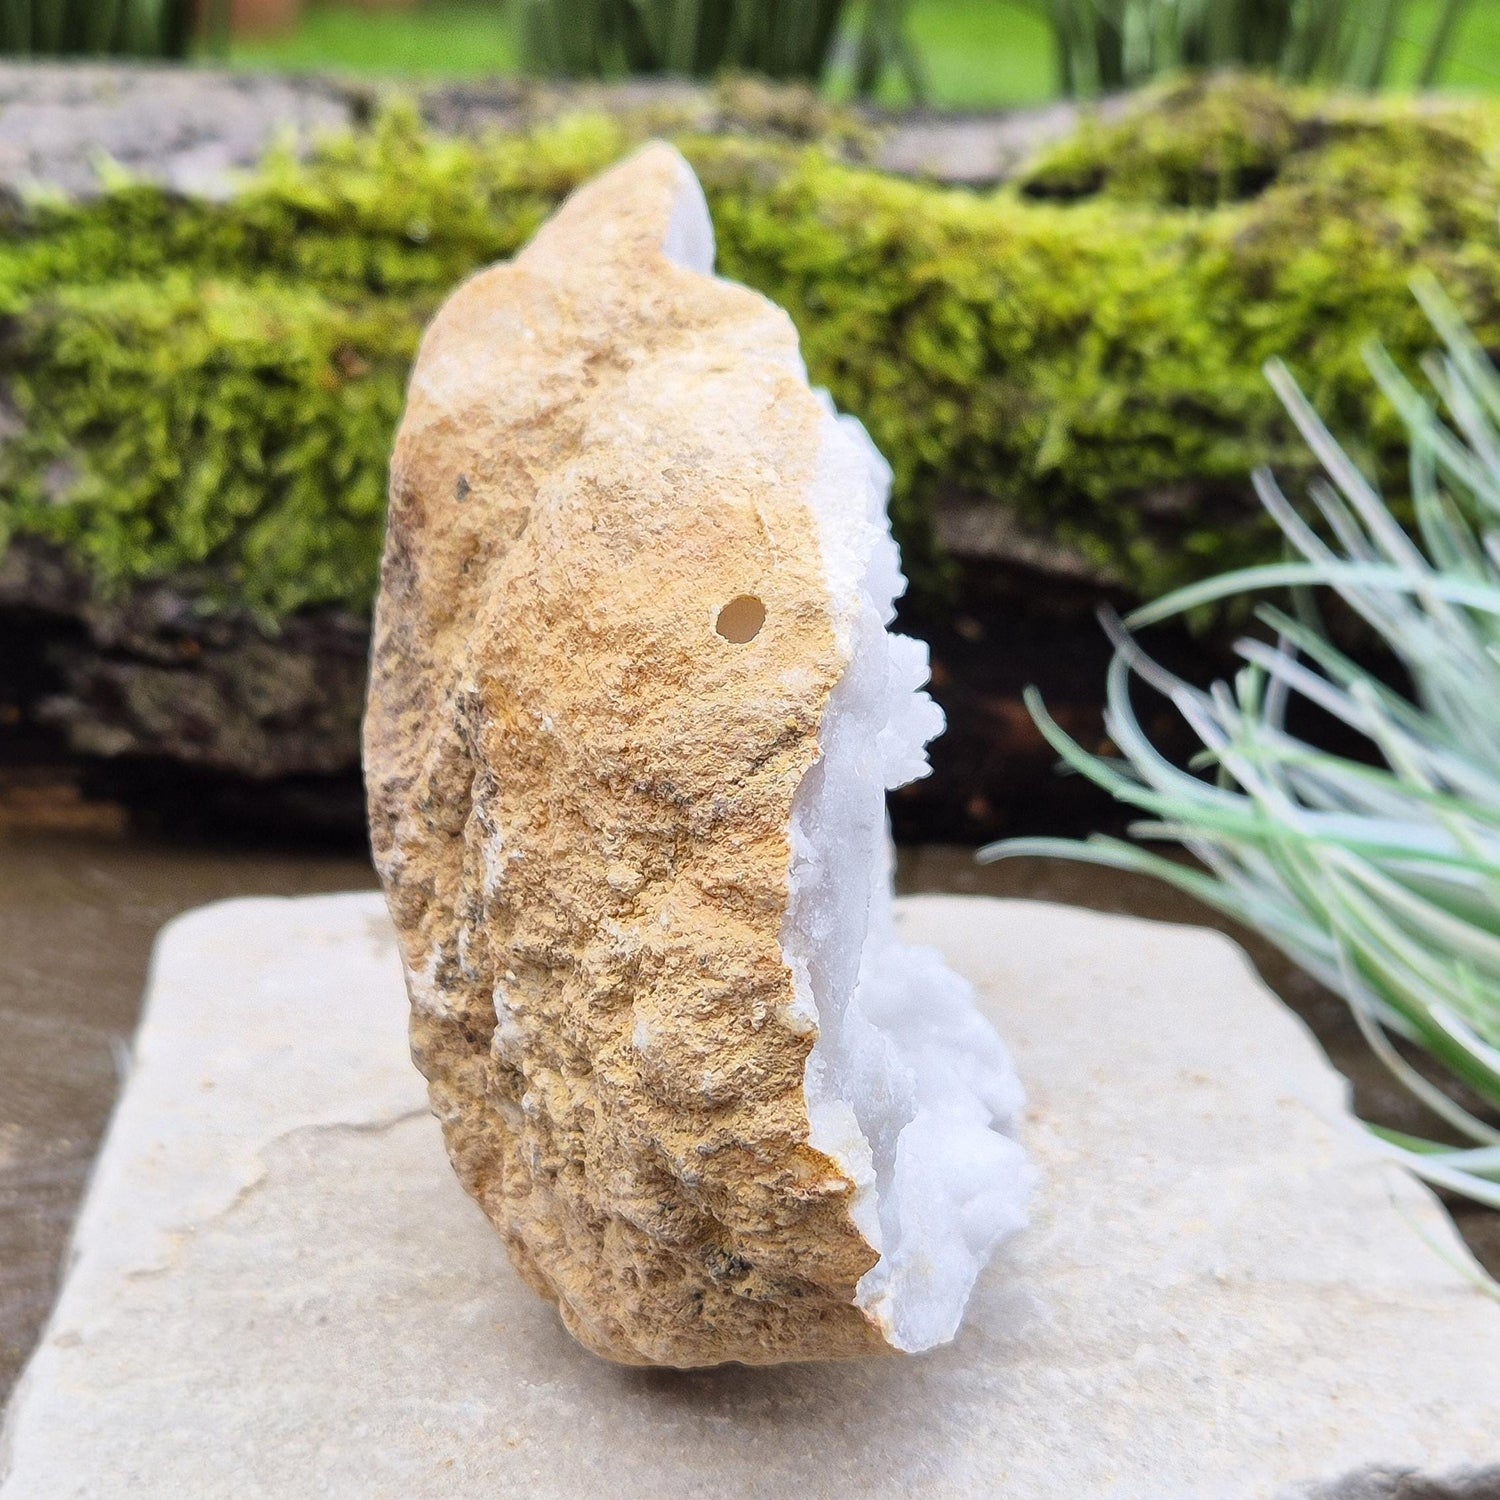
[364,143,1030,1367]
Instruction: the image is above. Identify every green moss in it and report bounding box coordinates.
[1018,74,1308,207]
[1,76,1498,619]
[1016,73,1500,212]
[0,278,414,618]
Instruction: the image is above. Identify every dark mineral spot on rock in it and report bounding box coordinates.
[715,594,765,644]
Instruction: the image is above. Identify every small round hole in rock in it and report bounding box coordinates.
[715,595,765,644]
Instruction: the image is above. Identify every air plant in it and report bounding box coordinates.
[981,278,1500,1211]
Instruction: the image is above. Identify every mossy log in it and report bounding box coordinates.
[0,71,1495,806]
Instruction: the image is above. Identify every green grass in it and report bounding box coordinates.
[225,0,1500,102]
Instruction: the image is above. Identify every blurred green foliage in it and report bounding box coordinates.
[224,1,1500,104]
[1046,0,1469,96]
[0,0,213,56]
[517,0,844,79]
[514,0,921,98]
[0,75,1497,619]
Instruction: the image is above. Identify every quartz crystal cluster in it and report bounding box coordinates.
[364,144,1030,1366]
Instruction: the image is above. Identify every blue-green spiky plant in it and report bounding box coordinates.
[982,279,1500,1210]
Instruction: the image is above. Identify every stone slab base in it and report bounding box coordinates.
[2,893,1497,1498]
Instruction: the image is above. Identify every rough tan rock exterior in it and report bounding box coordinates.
[364,144,890,1366]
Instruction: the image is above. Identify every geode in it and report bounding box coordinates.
[364,144,1030,1367]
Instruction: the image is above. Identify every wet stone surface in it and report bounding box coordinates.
[0,833,376,1401]
[4,893,1496,1498]
[0,834,1495,1410]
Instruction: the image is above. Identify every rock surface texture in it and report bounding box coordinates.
[364,144,1028,1366]
[2,895,1497,1498]
[0,63,1082,199]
